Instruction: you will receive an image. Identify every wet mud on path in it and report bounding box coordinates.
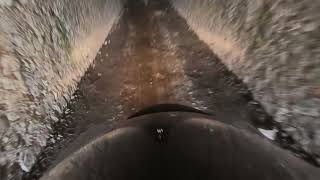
[23,0,276,179]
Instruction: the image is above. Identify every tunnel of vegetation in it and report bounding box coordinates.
[1,0,319,179]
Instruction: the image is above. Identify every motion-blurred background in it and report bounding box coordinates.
[0,0,319,179]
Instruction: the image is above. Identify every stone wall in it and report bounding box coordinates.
[171,0,320,160]
[0,0,123,178]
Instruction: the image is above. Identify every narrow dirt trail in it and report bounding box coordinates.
[71,0,271,132]
[23,0,274,179]
[72,0,198,133]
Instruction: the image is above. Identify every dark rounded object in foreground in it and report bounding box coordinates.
[41,107,320,180]
[128,103,212,119]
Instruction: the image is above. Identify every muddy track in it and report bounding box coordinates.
[23,1,275,179]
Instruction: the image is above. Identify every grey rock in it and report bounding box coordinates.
[18,146,41,172]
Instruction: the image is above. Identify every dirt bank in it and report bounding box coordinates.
[172,0,320,161]
[0,0,123,179]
